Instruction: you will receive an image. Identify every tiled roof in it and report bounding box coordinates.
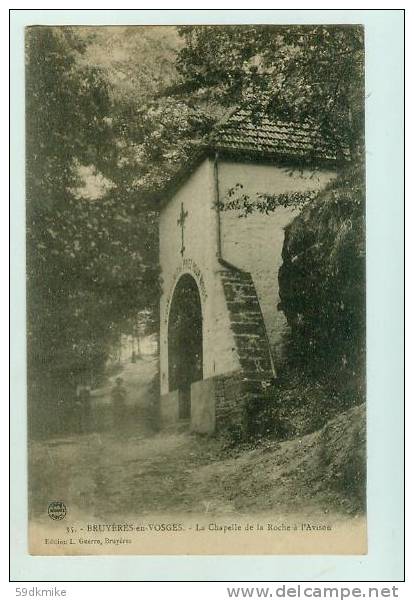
[210,109,347,163]
[158,108,346,207]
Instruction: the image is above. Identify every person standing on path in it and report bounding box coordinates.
[111,376,127,426]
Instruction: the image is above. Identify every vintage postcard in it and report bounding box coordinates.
[25,22,369,556]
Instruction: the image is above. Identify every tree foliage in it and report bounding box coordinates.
[26,28,160,433]
[175,25,364,156]
[26,25,365,436]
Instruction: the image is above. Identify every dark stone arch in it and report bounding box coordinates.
[168,273,203,418]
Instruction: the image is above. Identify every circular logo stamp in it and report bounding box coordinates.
[48,501,67,520]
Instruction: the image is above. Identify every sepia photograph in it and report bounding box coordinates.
[25,23,367,555]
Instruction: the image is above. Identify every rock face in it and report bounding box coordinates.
[278,167,365,378]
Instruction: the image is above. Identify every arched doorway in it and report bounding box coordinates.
[168,274,203,419]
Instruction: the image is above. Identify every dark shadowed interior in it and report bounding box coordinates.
[168,274,203,418]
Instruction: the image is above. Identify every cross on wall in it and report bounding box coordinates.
[177,202,189,257]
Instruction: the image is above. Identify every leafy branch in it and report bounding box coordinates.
[219,183,319,216]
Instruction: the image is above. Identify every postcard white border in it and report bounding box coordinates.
[10,9,404,581]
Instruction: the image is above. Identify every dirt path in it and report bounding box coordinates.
[29,355,227,521]
[29,356,365,523]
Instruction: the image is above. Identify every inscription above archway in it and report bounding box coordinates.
[163,258,207,327]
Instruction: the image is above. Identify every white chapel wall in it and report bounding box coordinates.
[218,160,337,361]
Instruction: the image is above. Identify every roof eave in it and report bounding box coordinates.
[156,144,347,210]
[213,145,349,169]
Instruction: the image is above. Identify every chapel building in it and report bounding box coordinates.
[158,109,343,434]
